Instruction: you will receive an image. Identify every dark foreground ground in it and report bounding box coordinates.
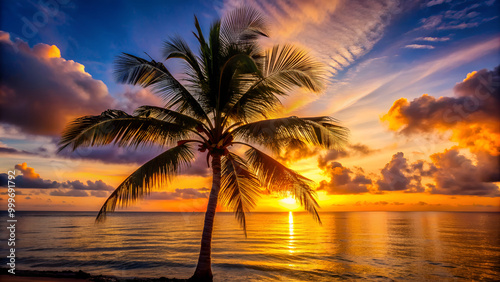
[0,269,188,282]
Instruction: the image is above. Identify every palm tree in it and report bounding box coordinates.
[58,7,347,281]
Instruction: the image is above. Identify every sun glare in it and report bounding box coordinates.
[279,196,300,211]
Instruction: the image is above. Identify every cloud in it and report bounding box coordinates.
[318,143,378,169]
[61,180,114,191]
[427,148,499,196]
[0,31,114,136]
[415,36,451,42]
[14,162,40,179]
[380,66,499,196]
[225,0,402,75]
[0,143,36,155]
[0,163,115,197]
[418,2,498,31]
[116,88,163,114]
[0,32,189,167]
[318,162,372,194]
[276,139,320,164]
[50,189,89,197]
[90,191,109,197]
[148,188,209,200]
[370,149,499,197]
[426,0,448,7]
[59,145,167,165]
[376,152,425,193]
[418,15,443,30]
[404,44,435,49]
[381,66,500,157]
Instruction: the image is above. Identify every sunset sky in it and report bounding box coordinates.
[0,0,499,213]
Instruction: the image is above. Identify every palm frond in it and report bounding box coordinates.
[244,146,321,223]
[232,116,348,153]
[134,105,202,128]
[96,144,194,222]
[114,53,209,121]
[220,152,261,236]
[218,53,261,112]
[162,35,206,87]
[58,109,191,152]
[220,6,268,46]
[225,44,326,122]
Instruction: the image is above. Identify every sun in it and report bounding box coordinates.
[279,196,300,211]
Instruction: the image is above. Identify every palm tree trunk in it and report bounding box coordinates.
[191,154,222,281]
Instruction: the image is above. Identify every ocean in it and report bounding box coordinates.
[1,211,499,281]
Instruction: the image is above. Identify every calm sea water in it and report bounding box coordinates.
[1,211,499,281]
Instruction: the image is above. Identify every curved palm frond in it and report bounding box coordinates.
[58,109,191,152]
[162,35,206,89]
[218,53,261,112]
[244,145,321,223]
[134,105,202,128]
[232,116,348,153]
[114,53,209,122]
[220,152,261,236]
[220,6,268,47]
[225,44,326,122]
[96,144,194,221]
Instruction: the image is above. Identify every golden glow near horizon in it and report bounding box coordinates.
[280,197,301,211]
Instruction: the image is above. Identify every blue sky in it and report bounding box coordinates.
[2,0,497,96]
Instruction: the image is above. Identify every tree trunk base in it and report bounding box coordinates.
[189,270,213,282]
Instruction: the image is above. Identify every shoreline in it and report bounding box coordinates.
[0,269,188,282]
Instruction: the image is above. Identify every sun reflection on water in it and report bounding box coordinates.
[288,211,295,254]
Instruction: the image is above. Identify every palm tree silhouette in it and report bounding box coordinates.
[59,7,347,281]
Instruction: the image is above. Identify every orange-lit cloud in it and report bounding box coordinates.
[318,162,371,194]
[428,148,499,196]
[0,163,114,197]
[380,66,499,196]
[376,152,425,193]
[381,66,499,156]
[0,31,112,136]
[15,162,40,179]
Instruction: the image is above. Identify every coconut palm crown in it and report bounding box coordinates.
[58,7,348,281]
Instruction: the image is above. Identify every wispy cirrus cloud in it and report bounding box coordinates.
[301,36,499,116]
[415,36,451,42]
[404,44,435,49]
[223,0,403,75]
[418,1,498,31]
